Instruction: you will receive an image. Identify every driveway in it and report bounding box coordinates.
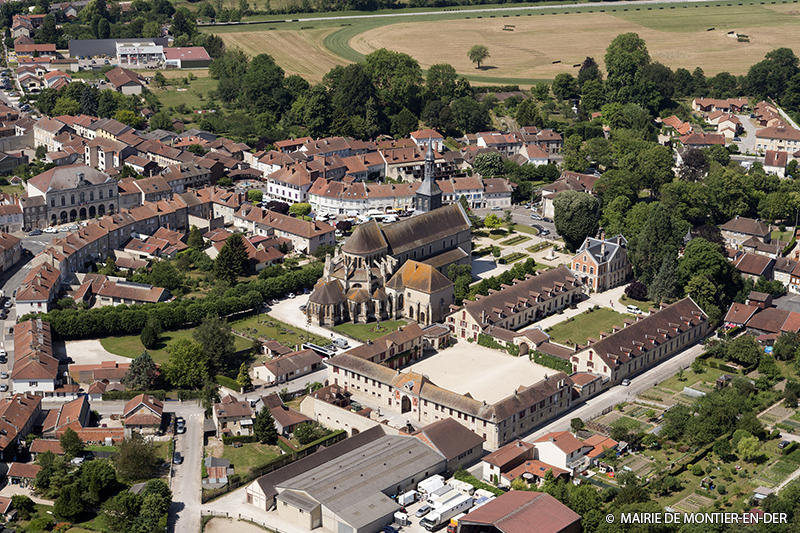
[168,402,205,533]
[267,293,363,349]
[735,114,759,155]
[64,340,134,365]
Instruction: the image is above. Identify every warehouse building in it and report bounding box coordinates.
[246,426,446,533]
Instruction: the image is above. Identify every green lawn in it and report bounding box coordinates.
[333,320,408,342]
[500,235,531,246]
[86,444,118,453]
[501,252,528,263]
[228,314,328,358]
[101,328,251,366]
[772,229,794,243]
[219,442,282,475]
[514,225,540,236]
[0,184,24,196]
[152,77,219,112]
[545,308,631,346]
[153,440,172,463]
[619,296,659,313]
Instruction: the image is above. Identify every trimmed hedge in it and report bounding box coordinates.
[215,375,239,391]
[101,389,203,401]
[477,333,519,356]
[21,263,323,340]
[222,435,258,445]
[103,390,168,401]
[530,351,572,374]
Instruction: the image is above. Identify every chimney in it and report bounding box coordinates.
[600,231,606,256]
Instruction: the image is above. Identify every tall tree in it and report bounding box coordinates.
[114,432,160,482]
[123,351,159,390]
[193,315,236,374]
[80,86,98,116]
[236,363,252,390]
[577,56,603,87]
[187,226,205,249]
[59,428,84,459]
[628,203,683,286]
[604,32,650,100]
[54,484,84,521]
[214,233,250,284]
[162,339,209,389]
[552,190,601,252]
[473,152,505,177]
[425,63,458,102]
[364,49,422,115]
[648,252,680,304]
[254,406,278,444]
[468,44,490,69]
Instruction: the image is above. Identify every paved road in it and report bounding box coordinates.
[472,205,559,238]
[169,402,205,533]
[523,342,706,443]
[736,114,759,155]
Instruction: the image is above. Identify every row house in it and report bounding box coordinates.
[381,146,455,182]
[438,177,483,209]
[235,204,336,253]
[446,265,582,344]
[159,162,212,193]
[410,129,445,152]
[33,117,73,152]
[476,132,523,157]
[691,97,749,113]
[483,178,513,208]
[273,136,313,154]
[365,182,418,213]
[339,323,425,368]
[0,204,24,234]
[121,154,160,177]
[340,152,385,181]
[299,136,369,160]
[253,150,298,175]
[266,163,314,203]
[756,126,800,153]
[571,298,707,385]
[327,353,573,450]
[16,262,62,315]
[0,233,21,273]
[85,137,136,171]
[12,319,78,400]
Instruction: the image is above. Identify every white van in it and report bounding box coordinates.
[626,305,642,315]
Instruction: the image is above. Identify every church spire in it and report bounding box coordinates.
[415,137,443,213]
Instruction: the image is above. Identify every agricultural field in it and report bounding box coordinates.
[201,0,800,85]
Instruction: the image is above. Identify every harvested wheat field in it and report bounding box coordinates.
[204,1,800,85]
[351,8,800,82]
[216,27,348,82]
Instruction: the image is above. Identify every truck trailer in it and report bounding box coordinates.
[420,494,473,531]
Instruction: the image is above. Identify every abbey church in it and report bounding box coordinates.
[306,143,472,327]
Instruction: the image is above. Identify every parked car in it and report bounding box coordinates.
[626,305,642,315]
[43,227,57,233]
[286,293,295,299]
[415,505,431,518]
[0,384,7,392]
[67,225,79,231]
[491,206,501,211]
[28,229,41,236]
[0,311,7,320]
[779,440,790,449]
[4,300,11,308]
[539,228,550,236]
[173,452,183,465]
[530,213,542,220]
[621,379,631,386]
[0,372,7,379]
[733,137,741,142]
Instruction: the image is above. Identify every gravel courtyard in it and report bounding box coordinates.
[407,341,554,404]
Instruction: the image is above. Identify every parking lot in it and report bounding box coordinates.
[407,340,553,404]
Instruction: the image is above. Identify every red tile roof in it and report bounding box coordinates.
[460,491,580,533]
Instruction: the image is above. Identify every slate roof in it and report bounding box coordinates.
[720,216,770,238]
[262,349,321,377]
[584,298,706,372]
[341,324,424,362]
[341,219,387,255]
[412,418,485,460]
[382,203,471,255]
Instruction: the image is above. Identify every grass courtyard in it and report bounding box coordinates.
[100,328,252,366]
[544,307,632,346]
[227,314,329,359]
[217,442,282,476]
[333,319,408,342]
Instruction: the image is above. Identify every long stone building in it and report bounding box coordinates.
[571,298,707,385]
[325,353,573,449]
